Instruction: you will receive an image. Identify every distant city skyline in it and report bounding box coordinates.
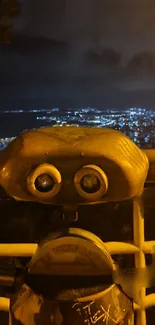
[0,107,155,150]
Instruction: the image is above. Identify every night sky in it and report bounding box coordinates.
[1,0,155,109]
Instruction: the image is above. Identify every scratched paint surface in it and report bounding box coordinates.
[60,285,133,325]
[10,284,134,325]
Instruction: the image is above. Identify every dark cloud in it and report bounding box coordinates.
[1,38,155,109]
[85,48,122,66]
[127,52,155,73]
[1,1,155,109]
[14,0,155,55]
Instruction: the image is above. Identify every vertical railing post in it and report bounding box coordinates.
[133,196,146,325]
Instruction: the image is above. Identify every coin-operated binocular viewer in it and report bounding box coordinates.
[0,126,154,325]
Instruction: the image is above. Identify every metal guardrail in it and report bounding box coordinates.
[0,195,153,325]
[0,198,154,325]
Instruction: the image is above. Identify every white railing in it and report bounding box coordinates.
[0,197,154,325]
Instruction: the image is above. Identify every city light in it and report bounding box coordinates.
[0,107,155,150]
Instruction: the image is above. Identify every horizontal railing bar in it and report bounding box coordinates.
[0,242,140,256]
[142,149,155,157]
[142,241,155,254]
[0,241,153,257]
[0,244,38,256]
[107,241,155,255]
[106,242,139,254]
[134,294,155,310]
[144,294,155,309]
[0,297,9,311]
